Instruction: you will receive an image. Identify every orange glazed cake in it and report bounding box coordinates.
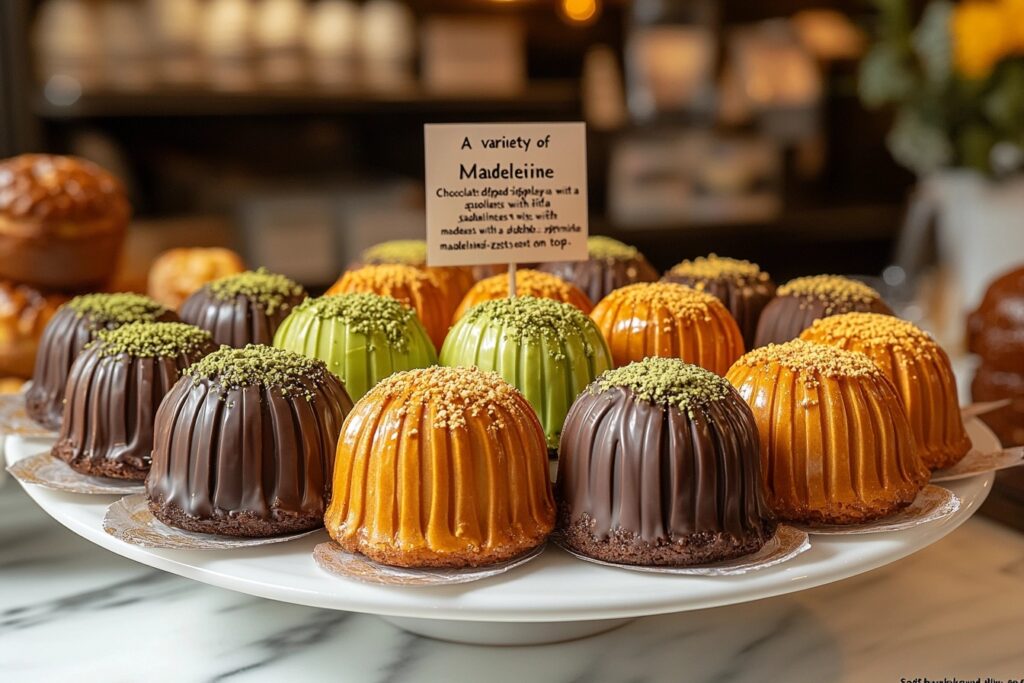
[589,282,744,374]
[800,313,971,470]
[753,275,893,348]
[324,365,556,568]
[358,239,475,317]
[453,269,593,321]
[327,264,452,350]
[727,340,929,524]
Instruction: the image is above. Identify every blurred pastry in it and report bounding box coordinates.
[147,246,245,310]
[0,281,66,378]
[0,154,130,289]
[538,236,658,304]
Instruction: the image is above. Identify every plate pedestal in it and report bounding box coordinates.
[378,616,634,645]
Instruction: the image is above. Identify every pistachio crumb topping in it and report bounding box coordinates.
[587,236,639,261]
[735,339,883,384]
[667,254,767,283]
[208,268,304,315]
[369,366,526,431]
[293,293,417,352]
[593,357,732,415]
[462,296,596,359]
[66,293,169,326]
[185,344,330,397]
[95,322,213,358]
[361,240,428,266]
[778,275,880,305]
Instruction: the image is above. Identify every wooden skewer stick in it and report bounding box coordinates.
[508,262,517,299]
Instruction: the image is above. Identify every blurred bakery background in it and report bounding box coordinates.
[1,0,1023,520]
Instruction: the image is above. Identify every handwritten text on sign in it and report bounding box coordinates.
[424,122,589,267]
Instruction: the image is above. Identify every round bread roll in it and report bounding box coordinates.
[147,247,245,309]
[0,154,131,289]
[0,281,66,378]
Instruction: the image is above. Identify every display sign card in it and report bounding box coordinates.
[424,122,589,267]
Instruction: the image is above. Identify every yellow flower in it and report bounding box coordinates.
[951,0,1012,78]
[1000,0,1024,49]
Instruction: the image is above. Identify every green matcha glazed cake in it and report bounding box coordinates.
[273,292,437,401]
[440,295,613,449]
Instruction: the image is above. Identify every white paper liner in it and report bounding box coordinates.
[0,388,56,438]
[103,493,321,549]
[932,447,1024,483]
[961,399,1012,419]
[794,485,959,535]
[550,525,809,577]
[7,451,142,495]
[313,541,546,586]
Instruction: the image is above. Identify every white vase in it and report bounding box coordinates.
[925,170,1024,347]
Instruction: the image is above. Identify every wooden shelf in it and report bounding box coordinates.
[32,81,581,120]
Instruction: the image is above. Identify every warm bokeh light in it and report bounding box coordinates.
[560,0,598,24]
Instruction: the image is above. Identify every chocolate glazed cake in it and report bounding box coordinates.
[662,254,776,349]
[539,236,658,303]
[146,345,353,537]
[753,275,892,348]
[179,268,306,348]
[26,293,177,430]
[53,323,216,479]
[556,357,777,566]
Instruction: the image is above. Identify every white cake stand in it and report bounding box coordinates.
[5,419,999,645]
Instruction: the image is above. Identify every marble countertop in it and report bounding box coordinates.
[2,479,1024,683]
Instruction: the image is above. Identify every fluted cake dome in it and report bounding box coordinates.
[27,293,177,430]
[327,264,452,350]
[325,366,555,568]
[968,266,1024,446]
[727,340,928,524]
[538,236,659,304]
[147,345,353,537]
[589,282,744,374]
[801,313,971,470]
[53,323,216,479]
[557,357,777,566]
[359,239,475,311]
[453,269,593,321]
[662,254,776,349]
[754,275,892,348]
[179,268,306,348]
[440,296,613,448]
[273,292,437,401]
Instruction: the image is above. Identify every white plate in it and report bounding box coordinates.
[5,418,999,644]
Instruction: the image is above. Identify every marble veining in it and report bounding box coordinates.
[1,479,1024,682]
